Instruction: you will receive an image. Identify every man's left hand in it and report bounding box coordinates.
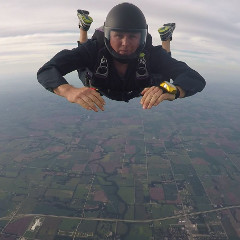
[140,86,175,109]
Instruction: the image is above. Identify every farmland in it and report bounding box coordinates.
[0,85,240,239]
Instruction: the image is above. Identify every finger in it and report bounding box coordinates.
[147,90,163,109]
[140,87,150,96]
[82,95,101,112]
[80,88,105,111]
[76,92,101,112]
[91,90,106,105]
[141,88,158,108]
[140,86,156,104]
[142,87,162,109]
[146,88,164,109]
[75,97,95,111]
[153,93,175,106]
[87,93,105,111]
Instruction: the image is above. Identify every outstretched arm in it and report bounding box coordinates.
[140,44,205,109]
[37,40,104,111]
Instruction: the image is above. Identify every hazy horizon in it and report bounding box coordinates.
[1,0,240,86]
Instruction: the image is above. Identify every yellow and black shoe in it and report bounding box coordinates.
[77,9,93,31]
[158,23,175,41]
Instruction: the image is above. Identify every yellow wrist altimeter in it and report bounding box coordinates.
[159,81,180,99]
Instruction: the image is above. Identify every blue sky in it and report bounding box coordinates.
[0,0,240,83]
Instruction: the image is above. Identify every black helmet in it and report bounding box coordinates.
[104,2,148,62]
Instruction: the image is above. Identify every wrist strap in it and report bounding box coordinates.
[175,88,180,99]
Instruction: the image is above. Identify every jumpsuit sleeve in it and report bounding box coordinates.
[150,46,206,97]
[37,40,98,92]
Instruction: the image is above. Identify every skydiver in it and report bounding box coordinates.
[37,2,206,112]
[76,9,175,87]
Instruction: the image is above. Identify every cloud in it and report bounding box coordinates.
[0,0,240,80]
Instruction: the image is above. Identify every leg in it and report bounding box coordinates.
[158,23,175,53]
[79,28,88,44]
[76,10,93,84]
[152,23,176,85]
[77,9,93,44]
[161,39,171,53]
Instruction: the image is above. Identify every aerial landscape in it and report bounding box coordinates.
[1,0,240,239]
[0,82,240,240]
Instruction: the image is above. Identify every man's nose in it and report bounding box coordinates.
[121,36,130,46]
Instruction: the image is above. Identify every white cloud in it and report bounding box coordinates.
[0,0,240,80]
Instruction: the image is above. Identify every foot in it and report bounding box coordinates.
[77,9,93,31]
[158,23,175,41]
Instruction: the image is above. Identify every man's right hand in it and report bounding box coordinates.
[54,84,105,112]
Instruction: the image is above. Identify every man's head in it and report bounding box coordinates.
[104,2,148,62]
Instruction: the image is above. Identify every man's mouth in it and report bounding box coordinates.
[119,49,131,54]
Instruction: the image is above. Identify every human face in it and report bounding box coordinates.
[110,31,141,56]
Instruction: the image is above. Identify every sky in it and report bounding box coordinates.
[0,0,240,84]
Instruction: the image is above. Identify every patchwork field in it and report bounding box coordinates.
[0,86,240,239]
